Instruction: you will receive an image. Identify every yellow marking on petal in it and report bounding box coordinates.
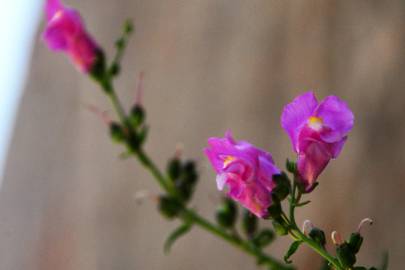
[308,116,323,131]
[223,156,235,167]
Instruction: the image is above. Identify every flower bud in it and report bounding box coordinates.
[129,105,145,128]
[242,209,258,238]
[267,197,282,218]
[252,229,275,247]
[216,198,237,228]
[158,196,182,219]
[167,158,182,180]
[272,219,288,236]
[272,173,291,201]
[182,161,198,185]
[309,227,326,247]
[286,159,297,174]
[348,232,363,254]
[336,243,356,268]
[109,122,126,142]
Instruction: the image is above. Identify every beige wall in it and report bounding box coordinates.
[0,1,404,269]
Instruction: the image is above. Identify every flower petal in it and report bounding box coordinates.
[315,96,354,143]
[281,91,318,152]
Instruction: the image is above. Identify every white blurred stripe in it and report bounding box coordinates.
[0,0,43,187]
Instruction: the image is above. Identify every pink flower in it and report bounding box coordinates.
[204,131,280,218]
[43,0,101,73]
[281,92,354,191]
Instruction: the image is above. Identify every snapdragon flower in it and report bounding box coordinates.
[205,131,280,218]
[43,0,101,73]
[281,92,354,191]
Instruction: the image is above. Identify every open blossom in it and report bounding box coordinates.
[43,0,100,73]
[204,131,280,218]
[281,91,354,191]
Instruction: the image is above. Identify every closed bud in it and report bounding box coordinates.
[348,232,363,254]
[167,158,182,180]
[252,229,275,247]
[110,122,126,142]
[90,50,107,83]
[272,219,288,236]
[272,173,291,201]
[336,243,356,268]
[216,198,237,228]
[115,37,125,50]
[309,228,326,247]
[182,161,198,185]
[129,105,145,128]
[286,159,297,174]
[124,20,134,34]
[267,197,282,218]
[242,209,258,237]
[109,62,120,76]
[158,196,182,219]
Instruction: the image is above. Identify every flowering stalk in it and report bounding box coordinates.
[43,2,385,269]
[80,18,291,270]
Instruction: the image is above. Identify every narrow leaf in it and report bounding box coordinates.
[284,240,303,264]
[295,200,311,207]
[164,223,192,254]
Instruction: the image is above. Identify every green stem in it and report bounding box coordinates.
[107,89,127,123]
[100,77,292,270]
[134,148,177,197]
[286,182,342,270]
[182,208,292,270]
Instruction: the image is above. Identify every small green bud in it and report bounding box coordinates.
[129,105,145,128]
[336,243,356,268]
[167,158,182,180]
[286,159,297,174]
[115,37,125,49]
[272,219,288,236]
[267,198,282,218]
[309,228,326,247]
[158,196,182,219]
[90,49,106,82]
[252,229,275,247]
[242,210,258,237]
[272,173,291,201]
[109,62,120,76]
[348,232,363,254]
[124,20,134,34]
[216,198,237,228]
[176,181,193,202]
[109,122,126,142]
[182,161,198,184]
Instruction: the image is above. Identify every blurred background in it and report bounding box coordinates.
[0,0,404,269]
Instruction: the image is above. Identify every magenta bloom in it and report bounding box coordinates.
[281,92,354,191]
[204,131,280,218]
[43,0,100,73]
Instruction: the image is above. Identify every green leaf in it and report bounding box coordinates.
[164,222,192,254]
[294,200,311,207]
[284,240,303,263]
